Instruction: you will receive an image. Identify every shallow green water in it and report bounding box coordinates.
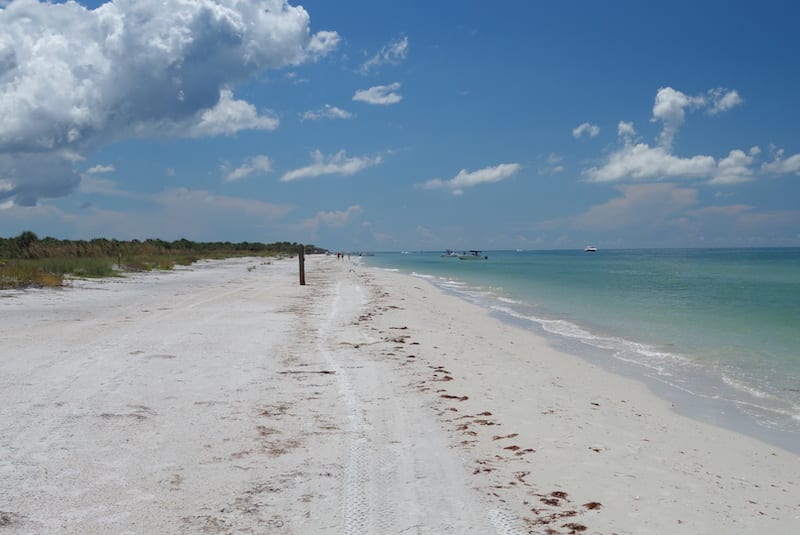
[363,248,800,442]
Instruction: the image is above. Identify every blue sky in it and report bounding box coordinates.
[1,0,799,250]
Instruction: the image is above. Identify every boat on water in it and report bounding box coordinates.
[441,249,459,257]
[584,246,598,252]
[458,250,488,260]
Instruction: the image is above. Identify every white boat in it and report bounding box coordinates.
[584,246,597,252]
[441,249,459,257]
[457,250,488,260]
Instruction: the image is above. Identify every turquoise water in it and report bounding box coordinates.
[363,249,800,449]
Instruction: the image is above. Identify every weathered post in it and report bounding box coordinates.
[298,245,306,285]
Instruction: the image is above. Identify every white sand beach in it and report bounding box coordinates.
[1,255,797,534]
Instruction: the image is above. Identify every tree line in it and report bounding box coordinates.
[1,231,326,259]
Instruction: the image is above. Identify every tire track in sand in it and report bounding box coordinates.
[316,269,527,534]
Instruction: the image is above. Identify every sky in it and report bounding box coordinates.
[1,0,799,251]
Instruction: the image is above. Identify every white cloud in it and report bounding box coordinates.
[584,143,715,182]
[0,0,337,205]
[420,163,522,195]
[707,88,744,115]
[361,36,408,73]
[353,82,402,105]
[761,147,800,175]
[585,87,755,186]
[709,149,756,185]
[651,86,744,148]
[307,31,340,60]
[87,164,115,174]
[651,87,705,148]
[617,121,636,140]
[187,89,278,137]
[280,150,382,182]
[223,155,272,183]
[572,122,600,139]
[300,104,353,121]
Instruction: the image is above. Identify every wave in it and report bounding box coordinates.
[486,302,800,435]
[489,304,687,373]
[439,279,466,288]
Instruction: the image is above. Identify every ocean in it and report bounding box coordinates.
[362,248,800,452]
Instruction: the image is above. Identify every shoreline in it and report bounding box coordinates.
[1,255,797,533]
[487,306,800,456]
[360,260,799,532]
[367,257,800,456]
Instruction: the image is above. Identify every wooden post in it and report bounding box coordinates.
[298,245,306,285]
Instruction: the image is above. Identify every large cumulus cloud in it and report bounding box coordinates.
[0,0,337,205]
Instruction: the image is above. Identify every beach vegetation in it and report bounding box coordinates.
[0,231,325,289]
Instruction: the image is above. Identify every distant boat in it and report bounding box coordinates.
[584,246,598,252]
[458,250,488,260]
[441,249,459,257]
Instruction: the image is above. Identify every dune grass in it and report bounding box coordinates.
[0,258,116,289]
[0,232,324,290]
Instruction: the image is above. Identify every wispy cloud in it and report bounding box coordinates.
[86,164,115,174]
[353,83,402,105]
[539,153,564,175]
[570,183,699,231]
[707,88,744,116]
[419,163,522,195]
[299,104,353,121]
[298,205,363,232]
[78,176,136,197]
[572,122,600,139]
[361,36,409,73]
[154,188,291,219]
[223,155,273,183]
[281,150,382,182]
